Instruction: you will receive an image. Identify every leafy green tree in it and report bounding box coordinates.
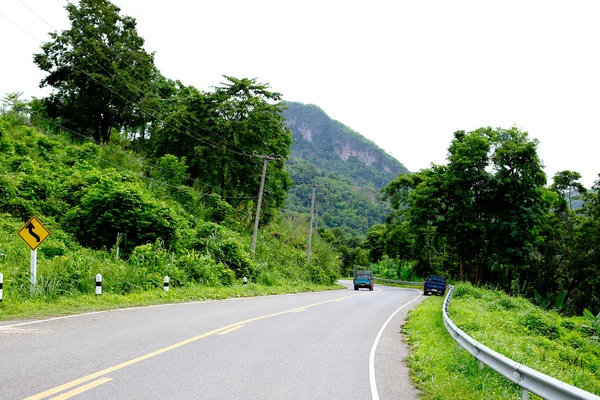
[488,128,547,288]
[1,92,29,116]
[364,224,386,262]
[382,127,547,287]
[570,176,600,313]
[551,170,587,212]
[33,0,155,143]
[442,130,492,282]
[148,77,293,223]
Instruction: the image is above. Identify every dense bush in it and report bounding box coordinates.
[64,177,183,253]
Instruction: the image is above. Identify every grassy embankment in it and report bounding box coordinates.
[0,112,344,321]
[404,283,600,399]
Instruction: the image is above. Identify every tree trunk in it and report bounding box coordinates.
[100,114,111,144]
[459,253,464,281]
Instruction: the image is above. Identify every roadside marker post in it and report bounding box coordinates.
[30,249,37,296]
[0,273,3,302]
[243,276,247,286]
[96,274,102,295]
[17,216,50,296]
[164,276,169,292]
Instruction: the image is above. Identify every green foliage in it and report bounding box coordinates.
[64,177,182,253]
[284,147,393,236]
[373,256,416,281]
[284,101,408,189]
[319,227,367,276]
[33,0,155,144]
[189,221,255,278]
[145,77,293,225]
[378,127,600,316]
[0,113,344,312]
[583,309,600,338]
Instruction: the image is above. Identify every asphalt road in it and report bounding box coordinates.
[0,282,424,399]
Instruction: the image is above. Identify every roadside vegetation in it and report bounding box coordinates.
[404,283,600,399]
[0,111,342,320]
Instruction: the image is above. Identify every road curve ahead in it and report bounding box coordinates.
[0,283,423,400]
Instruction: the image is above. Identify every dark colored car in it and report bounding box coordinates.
[424,275,446,296]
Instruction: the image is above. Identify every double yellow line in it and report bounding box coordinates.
[25,290,378,399]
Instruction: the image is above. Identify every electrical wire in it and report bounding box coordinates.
[18,0,262,158]
[5,3,277,201]
[32,120,258,200]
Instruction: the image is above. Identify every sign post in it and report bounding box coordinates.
[17,216,50,296]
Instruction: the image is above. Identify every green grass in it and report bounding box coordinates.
[0,281,344,321]
[404,283,600,399]
[375,279,424,290]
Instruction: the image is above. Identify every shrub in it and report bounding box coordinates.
[64,178,181,253]
[191,221,255,278]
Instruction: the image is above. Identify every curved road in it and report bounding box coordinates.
[0,282,423,399]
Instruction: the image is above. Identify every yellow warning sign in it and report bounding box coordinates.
[17,216,50,250]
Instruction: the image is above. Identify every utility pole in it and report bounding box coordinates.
[307,185,317,263]
[306,184,327,264]
[314,196,326,238]
[251,154,280,256]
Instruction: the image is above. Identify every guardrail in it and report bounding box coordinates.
[374,277,423,286]
[443,285,600,400]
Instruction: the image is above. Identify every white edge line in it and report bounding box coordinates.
[0,311,107,329]
[0,285,351,329]
[369,289,422,400]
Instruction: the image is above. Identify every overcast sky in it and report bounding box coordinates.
[1,0,599,187]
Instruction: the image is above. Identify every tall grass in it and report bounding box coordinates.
[404,283,600,399]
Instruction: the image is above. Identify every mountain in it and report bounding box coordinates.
[282,102,409,236]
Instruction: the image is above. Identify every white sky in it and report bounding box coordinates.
[1,0,599,188]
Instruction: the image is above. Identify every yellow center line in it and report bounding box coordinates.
[25,290,380,400]
[218,325,244,335]
[49,378,112,400]
[292,309,307,313]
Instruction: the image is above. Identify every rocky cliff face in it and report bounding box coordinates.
[283,101,408,189]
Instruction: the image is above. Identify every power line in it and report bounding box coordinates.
[7,3,280,205]
[20,0,258,158]
[34,114,234,195]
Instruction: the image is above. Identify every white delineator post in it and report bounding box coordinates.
[243,276,247,286]
[0,273,3,302]
[30,249,37,296]
[164,276,169,292]
[96,274,102,295]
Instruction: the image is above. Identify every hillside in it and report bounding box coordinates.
[0,110,342,307]
[284,102,409,188]
[283,102,409,235]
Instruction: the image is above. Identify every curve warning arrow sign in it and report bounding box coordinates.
[18,216,50,250]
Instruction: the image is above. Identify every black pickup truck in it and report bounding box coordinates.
[423,275,447,296]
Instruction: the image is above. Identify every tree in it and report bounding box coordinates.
[382,127,547,288]
[551,170,587,212]
[488,128,547,289]
[569,175,600,313]
[364,224,386,262]
[33,0,155,144]
[148,77,293,223]
[442,129,492,282]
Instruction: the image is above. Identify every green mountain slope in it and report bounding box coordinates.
[282,102,409,235]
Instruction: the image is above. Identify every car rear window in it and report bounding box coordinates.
[428,276,445,283]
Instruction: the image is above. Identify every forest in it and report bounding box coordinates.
[368,128,599,315]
